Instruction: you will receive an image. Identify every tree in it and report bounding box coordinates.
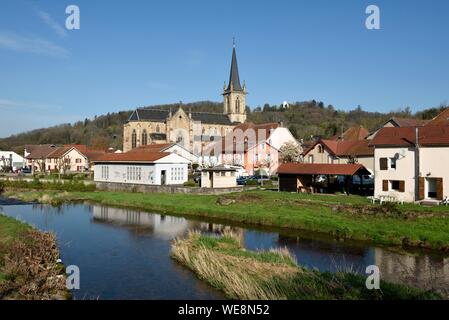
[279,142,300,163]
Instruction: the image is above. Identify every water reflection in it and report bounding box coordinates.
[90,204,449,294]
[1,200,448,298]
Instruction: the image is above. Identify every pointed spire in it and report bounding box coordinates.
[226,40,243,92]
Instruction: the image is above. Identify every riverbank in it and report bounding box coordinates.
[3,188,449,251]
[0,214,68,300]
[171,232,442,299]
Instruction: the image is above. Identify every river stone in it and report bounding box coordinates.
[216,197,236,206]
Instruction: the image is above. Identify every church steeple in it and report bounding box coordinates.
[223,40,247,123]
[226,44,243,92]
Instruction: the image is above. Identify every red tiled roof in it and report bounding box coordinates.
[277,163,370,176]
[128,143,173,153]
[26,145,57,159]
[303,139,374,157]
[390,117,429,127]
[425,108,449,126]
[93,152,170,162]
[330,126,369,141]
[370,125,449,147]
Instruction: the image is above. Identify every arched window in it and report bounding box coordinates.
[227,97,231,113]
[236,97,240,113]
[156,125,160,133]
[142,129,147,146]
[131,129,137,149]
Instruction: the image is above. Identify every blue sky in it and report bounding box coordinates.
[1,0,449,137]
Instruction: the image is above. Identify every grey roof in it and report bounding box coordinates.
[226,47,243,92]
[129,109,169,122]
[129,108,233,125]
[191,112,233,125]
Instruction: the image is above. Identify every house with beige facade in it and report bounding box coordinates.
[25,144,103,173]
[370,123,449,203]
[200,166,238,189]
[123,45,247,153]
[302,126,374,173]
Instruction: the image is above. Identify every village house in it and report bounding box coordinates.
[370,125,449,203]
[0,151,25,171]
[205,122,300,176]
[370,108,449,203]
[93,151,189,185]
[25,144,102,173]
[302,126,374,173]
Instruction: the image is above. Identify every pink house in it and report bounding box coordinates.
[208,122,300,175]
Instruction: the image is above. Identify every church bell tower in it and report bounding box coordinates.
[223,41,247,123]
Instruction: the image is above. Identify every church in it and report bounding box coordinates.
[123,45,248,153]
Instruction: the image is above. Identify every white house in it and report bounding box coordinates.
[0,151,26,171]
[93,151,189,185]
[370,124,449,203]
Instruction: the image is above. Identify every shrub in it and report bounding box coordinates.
[0,180,5,193]
[246,179,258,186]
[183,180,197,187]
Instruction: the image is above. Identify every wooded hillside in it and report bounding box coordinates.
[0,100,446,155]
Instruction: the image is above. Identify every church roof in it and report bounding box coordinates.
[191,112,233,125]
[128,108,234,125]
[226,47,243,92]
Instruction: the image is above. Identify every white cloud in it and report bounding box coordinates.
[0,98,62,111]
[0,31,69,58]
[36,10,68,39]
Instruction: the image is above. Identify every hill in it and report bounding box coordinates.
[0,100,446,155]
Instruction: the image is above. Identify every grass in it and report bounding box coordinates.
[0,214,68,300]
[4,188,449,251]
[171,232,442,300]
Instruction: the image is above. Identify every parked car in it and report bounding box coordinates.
[246,175,270,185]
[21,167,32,174]
[236,176,248,185]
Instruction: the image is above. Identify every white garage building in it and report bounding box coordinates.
[93,151,189,185]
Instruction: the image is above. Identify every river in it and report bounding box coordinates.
[1,198,448,299]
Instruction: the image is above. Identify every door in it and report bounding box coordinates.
[426,178,437,199]
[161,170,166,185]
[209,172,213,188]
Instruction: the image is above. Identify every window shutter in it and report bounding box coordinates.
[436,178,444,200]
[379,158,388,170]
[399,180,405,193]
[382,180,388,191]
[419,177,425,200]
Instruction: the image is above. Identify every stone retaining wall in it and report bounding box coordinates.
[95,181,247,195]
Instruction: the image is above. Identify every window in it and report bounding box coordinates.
[101,166,109,180]
[318,145,324,153]
[391,180,400,191]
[131,129,137,149]
[379,157,388,170]
[390,157,396,169]
[308,155,314,164]
[142,130,147,146]
[236,97,240,113]
[156,125,160,133]
[390,180,405,192]
[221,172,226,176]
